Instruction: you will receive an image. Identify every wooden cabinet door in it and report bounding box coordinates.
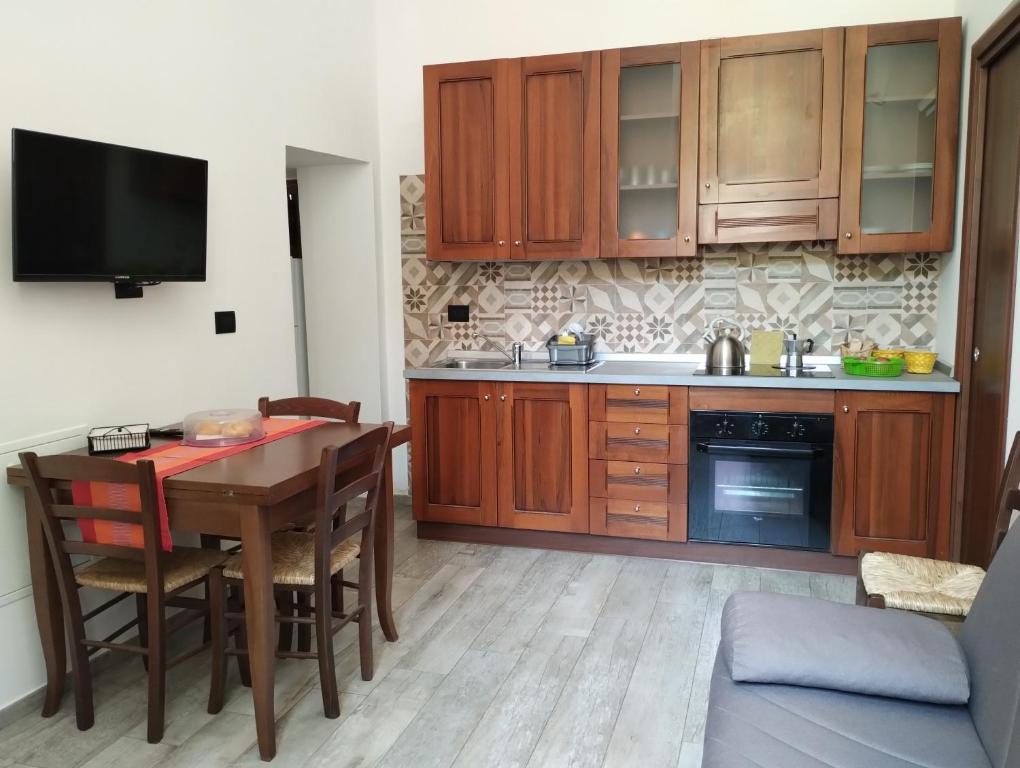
[833,391,954,558]
[496,382,589,532]
[424,59,511,261]
[838,18,961,254]
[410,379,498,525]
[509,53,600,260]
[600,42,700,258]
[700,29,843,205]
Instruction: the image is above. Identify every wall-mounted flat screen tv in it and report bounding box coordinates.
[12,129,208,282]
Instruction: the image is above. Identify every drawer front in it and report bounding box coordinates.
[589,497,688,542]
[589,460,688,504]
[590,386,688,424]
[590,422,688,463]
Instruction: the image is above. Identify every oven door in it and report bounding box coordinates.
[689,440,831,550]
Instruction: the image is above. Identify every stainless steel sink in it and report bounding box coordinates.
[440,359,511,370]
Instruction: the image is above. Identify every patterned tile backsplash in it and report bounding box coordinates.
[400,174,941,367]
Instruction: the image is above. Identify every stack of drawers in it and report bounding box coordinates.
[588,385,689,541]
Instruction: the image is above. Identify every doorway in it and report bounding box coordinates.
[287,173,310,396]
[954,2,1020,566]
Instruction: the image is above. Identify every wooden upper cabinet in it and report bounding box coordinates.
[497,382,589,532]
[600,43,700,258]
[833,391,954,558]
[509,53,601,260]
[838,18,962,254]
[409,379,499,525]
[424,59,511,261]
[698,29,843,243]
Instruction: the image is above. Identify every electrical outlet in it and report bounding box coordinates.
[447,304,469,323]
[214,311,236,334]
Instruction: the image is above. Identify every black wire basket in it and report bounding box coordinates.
[87,424,151,456]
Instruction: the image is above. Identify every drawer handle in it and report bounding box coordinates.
[634,504,641,512]
[634,466,641,475]
[634,427,641,435]
[483,394,490,401]
[634,388,641,396]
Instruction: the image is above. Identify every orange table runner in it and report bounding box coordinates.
[73,418,326,551]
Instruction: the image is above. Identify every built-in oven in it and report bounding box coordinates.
[688,411,833,551]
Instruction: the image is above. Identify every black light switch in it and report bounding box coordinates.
[215,311,236,334]
[448,304,469,323]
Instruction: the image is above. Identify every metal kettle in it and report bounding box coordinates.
[704,317,745,375]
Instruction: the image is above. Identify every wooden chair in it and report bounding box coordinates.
[857,431,1020,619]
[207,422,393,719]
[19,453,227,743]
[258,395,361,652]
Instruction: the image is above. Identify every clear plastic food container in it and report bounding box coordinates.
[182,409,264,447]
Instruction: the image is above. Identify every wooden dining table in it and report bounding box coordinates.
[5,421,411,761]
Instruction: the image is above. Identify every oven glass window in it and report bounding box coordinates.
[713,458,807,518]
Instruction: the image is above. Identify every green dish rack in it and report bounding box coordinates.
[842,357,904,377]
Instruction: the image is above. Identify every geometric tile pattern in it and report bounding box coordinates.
[400,175,942,364]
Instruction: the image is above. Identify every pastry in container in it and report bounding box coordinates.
[183,409,264,447]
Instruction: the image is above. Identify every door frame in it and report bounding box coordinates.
[953,1,1020,562]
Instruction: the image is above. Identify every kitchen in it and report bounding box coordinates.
[402,18,962,571]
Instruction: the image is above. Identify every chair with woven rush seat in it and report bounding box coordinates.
[207,421,393,719]
[18,452,227,743]
[858,431,1020,619]
[259,395,361,653]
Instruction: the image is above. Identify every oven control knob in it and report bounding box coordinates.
[715,418,733,437]
[750,417,769,438]
[787,419,807,439]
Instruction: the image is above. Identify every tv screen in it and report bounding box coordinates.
[12,129,208,282]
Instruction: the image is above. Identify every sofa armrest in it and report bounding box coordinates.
[721,592,970,705]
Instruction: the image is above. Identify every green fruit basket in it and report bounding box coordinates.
[842,356,904,377]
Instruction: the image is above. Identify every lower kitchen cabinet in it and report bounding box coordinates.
[409,379,499,526]
[833,391,955,558]
[410,379,589,533]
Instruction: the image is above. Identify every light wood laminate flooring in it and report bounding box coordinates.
[0,497,854,768]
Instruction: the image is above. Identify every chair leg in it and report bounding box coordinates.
[145,592,166,743]
[276,592,295,653]
[208,570,226,714]
[296,592,312,653]
[66,597,95,731]
[358,557,374,682]
[135,594,149,672]
[229,584,252,687]
[314,583,340,719]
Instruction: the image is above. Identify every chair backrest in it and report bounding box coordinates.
[960,494,1020,768]
[313,423,393,582]
[19,453,165,606]
[988,432,1020,563]
[258,396,361,424]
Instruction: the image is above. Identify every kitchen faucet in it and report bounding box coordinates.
[472,333,523,366]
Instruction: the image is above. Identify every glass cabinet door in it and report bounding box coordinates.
[601,43,699,258]
[839,19,962,254]
[860,41,938,235]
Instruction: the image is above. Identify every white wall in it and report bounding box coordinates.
[373,0,960,485]
[298,161,385,421]
[0,0,381,710]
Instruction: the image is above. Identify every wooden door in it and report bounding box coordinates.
[509,53,600,260]
[424,59,511,261]
[410,379,498,525]
[833,391,954,558]
[700,29,843,205]
[839,18,961,254]
[496,382,589,532]
[956,4,1020,566]
[600,42,699,258]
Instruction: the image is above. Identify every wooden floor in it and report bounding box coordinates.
[0,497,854,768]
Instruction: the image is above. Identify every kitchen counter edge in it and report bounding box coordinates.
[403,363,961,393]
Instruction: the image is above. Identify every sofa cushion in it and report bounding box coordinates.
[721,591,970,705]
[703,655,992,768]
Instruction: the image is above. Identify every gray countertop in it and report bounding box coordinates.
[404,359,960,393]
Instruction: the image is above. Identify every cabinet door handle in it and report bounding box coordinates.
[484,394,490,401]
[844,232,852,239]
[704,182,711,189]
[514,240,522,246]
[500,394,506,401]
[683,235,691,243]
[842,405,849,413]
[498,240,506,246]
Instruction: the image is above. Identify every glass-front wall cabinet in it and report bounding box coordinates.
[601,43,699,257]
[839,19,961,253]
